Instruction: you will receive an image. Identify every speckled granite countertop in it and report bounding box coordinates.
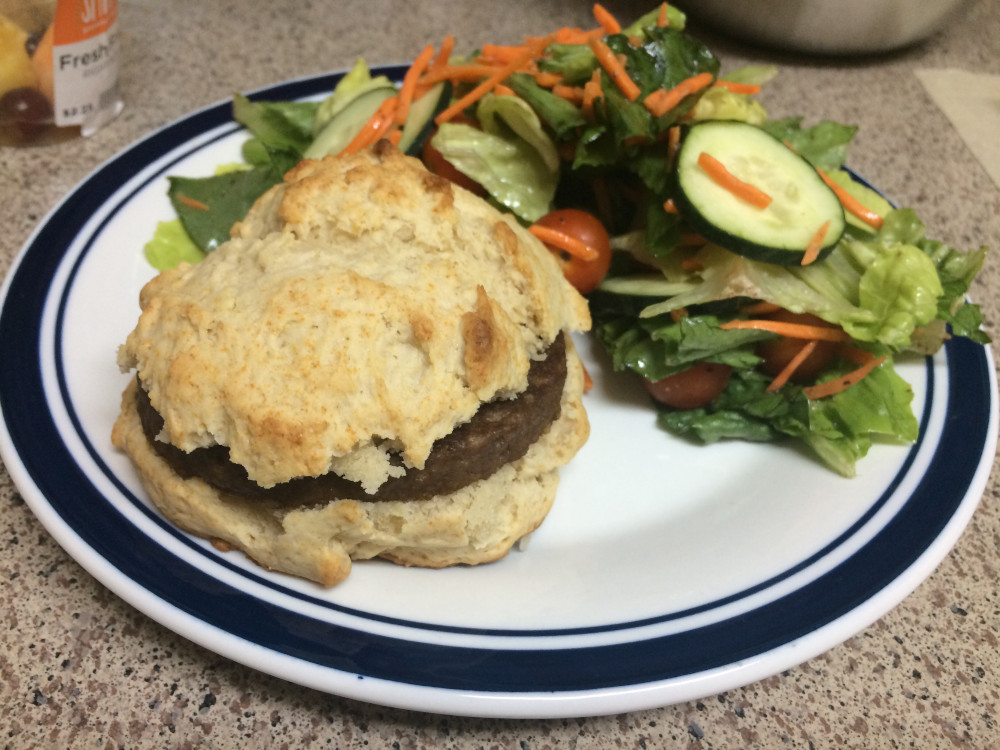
[1,0,998,746]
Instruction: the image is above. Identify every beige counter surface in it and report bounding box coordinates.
[1,0,998,746]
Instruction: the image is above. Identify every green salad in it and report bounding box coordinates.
[148,3,991,477]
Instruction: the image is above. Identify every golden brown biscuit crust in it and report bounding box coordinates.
[117,143,589,491]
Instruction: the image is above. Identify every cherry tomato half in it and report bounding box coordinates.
[533,208,612,294]
[643,361,732,410]
[421,127,487,197]
[755,309,838,381]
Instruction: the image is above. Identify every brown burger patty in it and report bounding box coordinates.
[136,333,569,506]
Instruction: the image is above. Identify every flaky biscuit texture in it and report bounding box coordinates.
[118,143,589,490]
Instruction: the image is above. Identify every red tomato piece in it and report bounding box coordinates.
[755,309,838,381]
[533,209,612,294]
[643,361,732,410]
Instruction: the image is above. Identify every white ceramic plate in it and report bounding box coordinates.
[0,68,996,719]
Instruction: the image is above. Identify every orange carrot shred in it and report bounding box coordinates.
[419,63,500,86]
[657,2,670,26]
[339,96,398,156]
[719,319,852,342]
[478,43,529,64]
[582,71,603,121]
[698,151,773,209]
[803,355,887,399]
[176,194,209,211]
[554,26,605,44]
[588,37,640,102]
[493,83,516,96]
[593,3,622,33]
[435,34,554,124]
[395,44,436,125]
[644,72,714,116]
[534,71,563,88]
[670,307,688,323]
[742,301,782,316]
[662,198,679,214]
[429,34,455,73]
[817,169,884,229]
[582,362,594,392]
[529,224,600,261]
[801,220,831,266]
[387,129,402,146]
[713,80,762,95]
[667,124,681,165]
[767,340,818,392]
[552,84,585,103]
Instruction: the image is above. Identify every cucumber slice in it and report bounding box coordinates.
[399,81,451,155]
[304,85,396,159]
[673,120,845,266]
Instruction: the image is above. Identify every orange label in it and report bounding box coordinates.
[53,0,118,45]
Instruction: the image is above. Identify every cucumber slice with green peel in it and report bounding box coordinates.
[399,81,452,155]
[303,85,397,159]
[672,120,846,266]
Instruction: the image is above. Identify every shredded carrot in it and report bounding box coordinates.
[387,129,402,146]
[552,83,586,103]
[670,308,688,322]
[657,2,670,26]
[837,344,879,367]
[742,301,783,316]
[339,96,398,156]
[582,72,603,121]
[803,354,887,399]
[395,44,436,125]
[644,72,714,116]
[662,198,679,214]
[713,80,762,95]
[720,319,852,342]
[767,340,818,392]
[435,34,554,124]
[175,194,209,211]
[582,362,594,392]
[667,125,681,166]
[478,43,529,64]
[533,71,563,88]
[420,63,500,86]
[428,34,455,74]
[493,83,516,96]
[801,220,831,266]
[554,26,605,44]
[681,258,704,271]
[816,169,884,229]
[593,3,622,33]
[529,224,600,261]
[628,34,644,47]
[698,151,772,209]
[588,37,640,102]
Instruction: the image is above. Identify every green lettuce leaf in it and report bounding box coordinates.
[761,117,857,171]
[143,219,205,270]
[168,167,283,253]
[428,95,559,221]
[506,73,587,139]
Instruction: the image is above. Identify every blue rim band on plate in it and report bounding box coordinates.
[0,67,994,699]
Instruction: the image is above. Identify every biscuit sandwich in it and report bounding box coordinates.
[112,141,592,586]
